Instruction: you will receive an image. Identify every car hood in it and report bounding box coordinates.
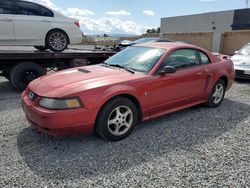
[29,65,144,98]
[231,54,250,66]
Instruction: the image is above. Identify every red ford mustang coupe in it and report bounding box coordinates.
[21,43,234,141]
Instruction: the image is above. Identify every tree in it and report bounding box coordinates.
[103,33,109,37]
[146,27,160,34]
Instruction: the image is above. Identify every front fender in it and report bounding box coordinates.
[80,84,140,111]
[99,84,139,108]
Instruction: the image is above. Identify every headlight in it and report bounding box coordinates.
[39,97,82,110]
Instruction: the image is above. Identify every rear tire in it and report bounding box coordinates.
[206,79,226,108]
[9,62,46,90]
[34,46,48,51]
[46,30,69,52]
[95,97,138,141]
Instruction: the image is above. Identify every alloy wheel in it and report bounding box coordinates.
[48,32,67,51]
[212,83,224,104]
[107,106,133,136]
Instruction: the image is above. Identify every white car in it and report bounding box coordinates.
[231,43,250,79]
[0,0,82,52]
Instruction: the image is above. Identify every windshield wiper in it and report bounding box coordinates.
[104,63,135,74]
[101,62,110,66]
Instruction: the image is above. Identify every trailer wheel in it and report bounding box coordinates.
[2,71,10,80]
[9,63,46,90]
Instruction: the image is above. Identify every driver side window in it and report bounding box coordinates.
[162,49,200,70]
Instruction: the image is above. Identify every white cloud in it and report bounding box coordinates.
[31,0,149,35]
[143,10,155,16]
[67,8,94,16]
[200,0,219,2]
[37,0,55,7]
[105,10,131,16]
[72,16,149,35]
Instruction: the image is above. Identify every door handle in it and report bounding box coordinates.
[1,18,13,22]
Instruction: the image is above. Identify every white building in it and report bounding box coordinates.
[161,9,250,52]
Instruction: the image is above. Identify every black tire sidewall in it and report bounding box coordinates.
[46,30,68,52]
[95,97,138,141]
[34,46,48,51]
[207,79,226,108]
[9,63,46,90]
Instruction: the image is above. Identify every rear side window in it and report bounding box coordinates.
[14,1,54,17]
[40,5,54,17]
[0,0,12,14]
[162,49,200,70]
[199,51,210,64]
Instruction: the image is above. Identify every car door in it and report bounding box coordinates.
[13,0,53,41]
[0,0,14,40]
[149,49,210,116]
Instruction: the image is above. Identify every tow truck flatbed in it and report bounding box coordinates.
[0,47,116,90]
[0,49,114,60]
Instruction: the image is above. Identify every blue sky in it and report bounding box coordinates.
[34,0,247,35]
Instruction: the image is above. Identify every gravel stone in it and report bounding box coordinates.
[0,77,249,187]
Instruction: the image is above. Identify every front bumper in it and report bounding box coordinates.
[234,65,250,79]
[21,91,97,136]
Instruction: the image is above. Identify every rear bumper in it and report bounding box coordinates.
[68,29,82,44]
[69,35,82,45]
[21,91,97,136]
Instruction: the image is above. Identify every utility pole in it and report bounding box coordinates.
[247,0,249,8]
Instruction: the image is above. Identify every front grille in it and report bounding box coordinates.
[235,70,250,79]
[28,90,38,101]
[235,70,245,75]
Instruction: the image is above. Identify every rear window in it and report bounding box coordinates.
[14,1,54,17]
[0,0,12,14]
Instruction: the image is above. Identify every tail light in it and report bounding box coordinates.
[74,21,80,28]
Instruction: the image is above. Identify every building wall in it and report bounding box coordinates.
[163,32,213,51]
[118,31,250,55]
[161,10,235,52]
[232,9,250,30]
[221,30,250,55]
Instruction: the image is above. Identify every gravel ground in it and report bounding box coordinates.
[0,77,249,187]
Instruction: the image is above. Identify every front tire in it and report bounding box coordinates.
[46,30,69,52]
[207,79,226,108]
[95,97,138,141]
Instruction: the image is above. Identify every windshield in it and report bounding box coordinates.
[239,44,250,55]
[105,46,166,74]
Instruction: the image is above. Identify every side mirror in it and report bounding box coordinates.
[159,66,176,75]
[234,51,239,54]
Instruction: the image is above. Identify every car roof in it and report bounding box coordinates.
[135,42,206,51]
[20,0,53,10]
[134,37,172,42]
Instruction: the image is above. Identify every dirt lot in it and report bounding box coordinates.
[0,77,249,187]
